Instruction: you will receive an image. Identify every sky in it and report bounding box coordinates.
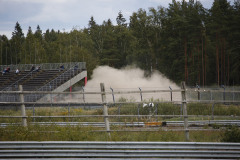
[0,0,234,39]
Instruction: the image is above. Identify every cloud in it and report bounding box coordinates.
[0,0,171,37]
[0,0,235,38]
[6,0,68,4]
[148,0,171,7]
[23,0,72,23]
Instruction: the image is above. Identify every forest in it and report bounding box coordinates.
[0,0,239,87]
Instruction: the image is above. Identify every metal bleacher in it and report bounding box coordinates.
[0,62,87,102]
[22,69,63,91]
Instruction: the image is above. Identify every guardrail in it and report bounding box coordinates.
[0,141,239,159]
[1,120,240,129]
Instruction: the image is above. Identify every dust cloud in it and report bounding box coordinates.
[83,66,181,102]
[86,65,179,89]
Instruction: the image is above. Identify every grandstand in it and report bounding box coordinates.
[0,62,87,102]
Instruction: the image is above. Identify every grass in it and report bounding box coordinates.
[0,125,224,142]
[0,103,239,123]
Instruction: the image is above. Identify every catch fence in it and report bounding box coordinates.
[0,82,240,141]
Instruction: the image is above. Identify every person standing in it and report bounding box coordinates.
[15,68,19,74]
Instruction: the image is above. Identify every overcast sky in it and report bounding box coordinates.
[0,0,234,38]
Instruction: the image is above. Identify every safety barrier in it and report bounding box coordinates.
[0,141,239,159]
[1,120,239,128]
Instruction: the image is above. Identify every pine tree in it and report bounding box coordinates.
[207,0,233,86]
[116,11,127,27]
[11,22,24,64]
[0,35,9,65]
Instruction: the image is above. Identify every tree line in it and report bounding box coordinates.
[0,0,239,86]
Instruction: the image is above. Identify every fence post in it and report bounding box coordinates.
[139,87,143,101]
[82,86,86,109]
[68,103,70,121]
[110,87,115,104]
[180,104,183,120]
[19,85,27,127]
[82,86,85,103]
[33,105,35,122]
[211,103,215,120]
[210,90,213,101]
[221,85,225,103]
[137,104,140,122]
[169,86,172,102]
[100,83,110,137]
[181,81,189,141]
[197,85,200,101]
[118,104,121,122]
[233,87,235,101]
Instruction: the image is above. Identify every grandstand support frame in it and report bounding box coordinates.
[39,70,87,102]
[53,70,87,92]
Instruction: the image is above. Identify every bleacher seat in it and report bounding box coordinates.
[0,62,86,102]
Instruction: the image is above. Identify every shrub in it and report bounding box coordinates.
[221,126,240,142]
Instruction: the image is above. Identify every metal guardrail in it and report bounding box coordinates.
[0,141,239,159]
[1,120,240,128]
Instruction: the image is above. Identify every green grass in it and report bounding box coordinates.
[0,125,224,142]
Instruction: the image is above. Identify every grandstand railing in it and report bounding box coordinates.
[0,62,86,71]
